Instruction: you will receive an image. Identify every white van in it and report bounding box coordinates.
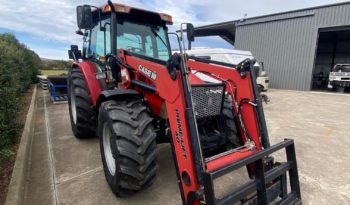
[185,48,269,91]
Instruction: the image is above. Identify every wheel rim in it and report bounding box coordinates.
[70,83,77,124]
[103,122,116,176]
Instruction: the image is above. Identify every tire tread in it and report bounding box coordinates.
[99,99,158,195]
[68,67,96,138]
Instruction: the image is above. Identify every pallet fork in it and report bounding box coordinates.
[202,139,301,205]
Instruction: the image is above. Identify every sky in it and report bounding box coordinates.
[0,0,348,60]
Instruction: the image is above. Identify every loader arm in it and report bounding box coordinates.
[119,51,202,203]
[118,50,302,205]
[72,48,302,204]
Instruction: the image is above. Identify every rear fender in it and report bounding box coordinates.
[73,61,102,106]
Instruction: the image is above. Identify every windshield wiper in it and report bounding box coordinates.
[150,28,169,51]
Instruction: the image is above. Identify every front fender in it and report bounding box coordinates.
[73,61,102,106]
[96,89,141,108]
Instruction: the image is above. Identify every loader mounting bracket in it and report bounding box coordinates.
[236,58,255,79]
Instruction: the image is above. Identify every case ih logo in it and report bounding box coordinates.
[175,109,187,159]
[138,65,157,80]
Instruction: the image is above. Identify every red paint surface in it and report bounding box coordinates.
[206,149,256,172]
[75,61,102,106]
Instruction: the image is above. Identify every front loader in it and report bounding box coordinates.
[67,1,302,204]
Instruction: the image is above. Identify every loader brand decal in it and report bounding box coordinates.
[138,65,157,80]
[208,88,223,94]
[175,109,187,159]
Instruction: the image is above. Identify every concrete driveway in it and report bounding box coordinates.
[23,89,350,205]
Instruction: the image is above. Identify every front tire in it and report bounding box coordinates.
[98,99,158,196]
[68,67,96,138]
[222,95,242,148]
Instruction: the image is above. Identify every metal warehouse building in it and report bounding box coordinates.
[195,2,350,90]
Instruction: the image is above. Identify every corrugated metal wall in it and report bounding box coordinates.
[235,3,350,90]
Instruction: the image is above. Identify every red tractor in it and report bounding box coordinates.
[68,1,301,204]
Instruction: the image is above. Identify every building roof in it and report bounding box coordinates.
[194,21,237,45]
[194,1,350,45]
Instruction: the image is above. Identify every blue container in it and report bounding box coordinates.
[47,76,68,102]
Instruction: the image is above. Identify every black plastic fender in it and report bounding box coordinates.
[96,89,141,108]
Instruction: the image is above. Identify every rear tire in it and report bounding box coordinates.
[68,67,96,138]
[222,95,242,148]
[98,99,158,197]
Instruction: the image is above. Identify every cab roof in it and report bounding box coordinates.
[94,3,173,25]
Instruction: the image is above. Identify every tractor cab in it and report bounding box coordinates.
[72,3,173,65]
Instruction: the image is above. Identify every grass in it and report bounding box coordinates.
[40,69,67,76]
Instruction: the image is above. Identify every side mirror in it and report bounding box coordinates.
[77,5,93,30]
[75,30,84,35]
[186,23,195,42]
[166,53,181,80]
[68,45,82,60]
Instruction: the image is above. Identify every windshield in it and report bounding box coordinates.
[332,65,350,72]
[116,20,170,61]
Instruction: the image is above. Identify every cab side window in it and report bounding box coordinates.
[83,30,90,59]
[88,19,111,58]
